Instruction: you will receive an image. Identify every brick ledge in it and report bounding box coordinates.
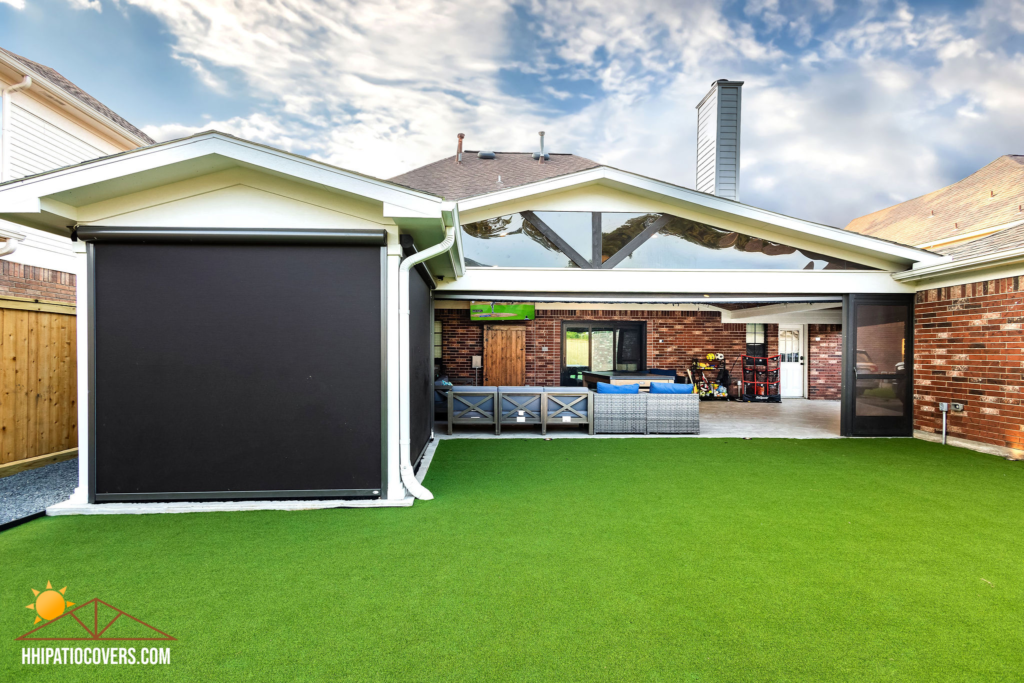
[914,430,1023,461]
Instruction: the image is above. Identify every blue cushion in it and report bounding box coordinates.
[647,368,677,377]
[596,382,640,394]
[650,382,693,394]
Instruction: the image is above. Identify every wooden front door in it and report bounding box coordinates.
[483,325,526,386]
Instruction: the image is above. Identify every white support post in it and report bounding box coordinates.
[385,232,404,500]
[69,239,89,503]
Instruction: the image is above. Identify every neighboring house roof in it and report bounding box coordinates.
[844,155,1024,248]
[389,151,601,200]
[0,47,155,146]
[942,221,1024,262]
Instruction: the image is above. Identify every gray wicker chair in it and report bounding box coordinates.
[593,392,700,435]
[647,393,700,434]
[594,393,648,434]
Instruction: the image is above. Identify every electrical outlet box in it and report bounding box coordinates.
[938,402,949,412]
[952,402,964,412]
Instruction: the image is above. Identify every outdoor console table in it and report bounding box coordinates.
[448,386,498,435]
[498,387,544,434]
[542,388,592,435]
[581,371,675,391]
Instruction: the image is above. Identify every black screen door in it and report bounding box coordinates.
[842,295,914,436]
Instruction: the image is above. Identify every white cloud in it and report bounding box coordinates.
[67,0,101,11]
[0,0,26,9]
[125,0,1024,226]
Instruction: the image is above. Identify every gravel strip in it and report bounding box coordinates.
[0,459,78,525]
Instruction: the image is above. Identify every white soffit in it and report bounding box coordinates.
[456,166,944,268]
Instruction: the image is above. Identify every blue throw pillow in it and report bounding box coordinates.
[650,382,693,394]
[596,382,640,394]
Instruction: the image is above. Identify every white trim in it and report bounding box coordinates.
[893,247,1024,283]
[0,132,446,221]
[46,496,414,516]
[437,267,915,295]
[455,166,943,266]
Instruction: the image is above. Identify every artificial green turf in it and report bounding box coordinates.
[2,439,1023,682]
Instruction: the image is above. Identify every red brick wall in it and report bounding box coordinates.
[436,307,777,387]
[914,276,1023,454]
[0,261,76,304]
[808,324,842,400]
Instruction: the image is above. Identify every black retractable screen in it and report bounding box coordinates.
[92,241,384,501]
[409,268,433,465]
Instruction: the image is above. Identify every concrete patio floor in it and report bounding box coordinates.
[433,398,841,441]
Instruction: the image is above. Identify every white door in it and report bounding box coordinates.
[779,326,804,398]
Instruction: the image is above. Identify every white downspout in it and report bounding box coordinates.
[0,238,17,257]
[1,76,32,182]
[398,212,457,500]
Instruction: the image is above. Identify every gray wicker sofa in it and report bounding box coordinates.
[593,392,700,435]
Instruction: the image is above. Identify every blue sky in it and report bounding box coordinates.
[2,0,1022,227]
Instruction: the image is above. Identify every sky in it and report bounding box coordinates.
[1,0,1022,227]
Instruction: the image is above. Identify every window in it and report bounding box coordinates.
[619,216,875,270]
[433,320,442,360]
[461,212,877,270]
[534,212,593,261]
[460,214,580,268]
[601,213,660,264]
[746,323,766,358]
[560,321,646,385]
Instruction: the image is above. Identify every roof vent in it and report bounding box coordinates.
[532,131,549,161]
[478,151,496,159]
[456,133,465,164]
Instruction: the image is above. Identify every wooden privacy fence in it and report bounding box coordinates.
[0,296,77,471]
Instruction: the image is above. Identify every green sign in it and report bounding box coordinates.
[470,301,536,321]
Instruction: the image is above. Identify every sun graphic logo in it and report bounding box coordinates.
[26,582,74,625]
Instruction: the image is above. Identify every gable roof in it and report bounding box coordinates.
[844,155,1024,248]
[0,46,155,146]
[389,152,600,200]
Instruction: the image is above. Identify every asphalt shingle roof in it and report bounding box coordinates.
[389,151,601,200]
[0,47,155,146]
[942,221,1024,261]
[844,155,1024,247]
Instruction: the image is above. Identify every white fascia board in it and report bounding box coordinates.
[436,267,915,295]
[0,133,445,219]
[892,247,1024,283]
[456,167,944,267]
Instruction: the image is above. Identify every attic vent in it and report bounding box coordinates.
[478,151,496,159]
